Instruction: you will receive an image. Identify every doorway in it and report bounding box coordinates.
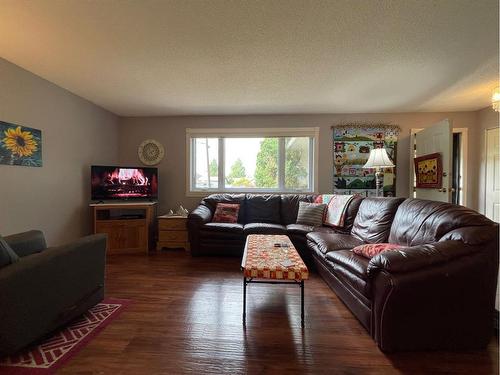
[485,127,500,221]
[452,132,461,205]
[410,126,468,206]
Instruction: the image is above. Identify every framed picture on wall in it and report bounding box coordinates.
[0,120,42,167]
[414,152,442,188]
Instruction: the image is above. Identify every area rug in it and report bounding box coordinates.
[0,298,130,375]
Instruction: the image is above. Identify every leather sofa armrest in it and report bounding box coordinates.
[188,204,213,225]
[370,248,497,351]
[439,224,498,245]
[366,240,477,276]
[187,204,213,257]
[4,230,47,257]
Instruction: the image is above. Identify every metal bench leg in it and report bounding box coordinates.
[301,280,305,328]
[243,277,247,325]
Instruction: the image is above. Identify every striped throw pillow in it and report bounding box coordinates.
[296,202,327,227]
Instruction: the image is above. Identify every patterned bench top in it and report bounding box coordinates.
[241,234,309,281]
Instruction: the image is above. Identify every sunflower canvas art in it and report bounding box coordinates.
[0,121,42,167]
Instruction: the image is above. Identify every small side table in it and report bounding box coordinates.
[157,215,190,251]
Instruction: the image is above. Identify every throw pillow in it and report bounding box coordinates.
[0,235,20,268]
[352,243,402,259]
[296,202,327,227]
[212,203,240,223]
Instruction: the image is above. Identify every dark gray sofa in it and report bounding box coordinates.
[0,230,106,356]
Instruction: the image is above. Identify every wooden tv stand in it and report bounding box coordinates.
[90,202,157,254]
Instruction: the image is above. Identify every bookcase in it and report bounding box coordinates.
[90,202,157,254]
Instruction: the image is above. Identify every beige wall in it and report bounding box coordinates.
[0,58,119,245]
[0,55,492,245]
[118,112,480,214]
[477,106,500,215]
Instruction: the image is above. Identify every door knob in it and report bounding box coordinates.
[450,188,456,193]
[438,188,447,192]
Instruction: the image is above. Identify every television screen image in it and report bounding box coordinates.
[91,166,158,200]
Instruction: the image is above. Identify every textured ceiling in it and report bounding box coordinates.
[0,0,498,116]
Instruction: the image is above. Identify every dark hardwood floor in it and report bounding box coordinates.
[59,250,499,374]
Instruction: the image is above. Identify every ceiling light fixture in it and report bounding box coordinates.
[492,86,500,112]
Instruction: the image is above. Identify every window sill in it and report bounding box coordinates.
[186,189,318,197]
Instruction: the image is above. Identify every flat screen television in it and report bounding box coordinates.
[91,165,158,201]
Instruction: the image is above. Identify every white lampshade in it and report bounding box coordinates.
[363,148,394,168]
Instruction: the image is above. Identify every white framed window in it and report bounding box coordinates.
[186,127,319,195]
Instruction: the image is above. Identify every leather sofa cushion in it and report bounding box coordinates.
[286,224,314,235]
[312,226,336,234]
[333,263,371,300]
[245,194,281,223]
[200,223,244,241]
[389,198,498,246]
[306,232,364,254]
[244,223,287,235]
[341,197,364,233]
[280,194,316,225]
[326,250,369,280]
[351,197,405,243]
[203,194,246,223]
[202,222,244,234]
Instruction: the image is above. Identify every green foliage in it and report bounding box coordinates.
[209,159,218,177]
[254,138,309,189]
[285,146,308,189]
[226,158,247,185]
[231,158,246,178]
[254,138,278,187]
[230,177,254,188]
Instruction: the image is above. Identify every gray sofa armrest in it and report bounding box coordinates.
[0,233,106,356]
[4,230,47,257]
[366,240,476,276]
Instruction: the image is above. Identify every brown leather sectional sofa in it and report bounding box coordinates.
[187,193,499,351]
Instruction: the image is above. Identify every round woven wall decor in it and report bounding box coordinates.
[138,139,165,165]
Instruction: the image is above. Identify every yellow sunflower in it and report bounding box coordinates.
[3,126,38,157]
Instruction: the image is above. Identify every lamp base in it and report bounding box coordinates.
[375,170,384,197]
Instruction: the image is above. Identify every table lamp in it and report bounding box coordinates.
[363,148,395,197]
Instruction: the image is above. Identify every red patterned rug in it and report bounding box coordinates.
[0,298,130,375]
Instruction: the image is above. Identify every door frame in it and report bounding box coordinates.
[409,127,468,206]
[484,126,500,216]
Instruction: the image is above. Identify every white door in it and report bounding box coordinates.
[413,119,452,202]
[485,127,500,222]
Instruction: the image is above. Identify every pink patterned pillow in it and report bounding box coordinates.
[212,203,240,223]
[352,243,402,259]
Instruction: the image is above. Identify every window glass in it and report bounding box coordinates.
[285,137,310,190]
[193,138,219,189]
[224,138,279,189]
[189,130,316,192]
